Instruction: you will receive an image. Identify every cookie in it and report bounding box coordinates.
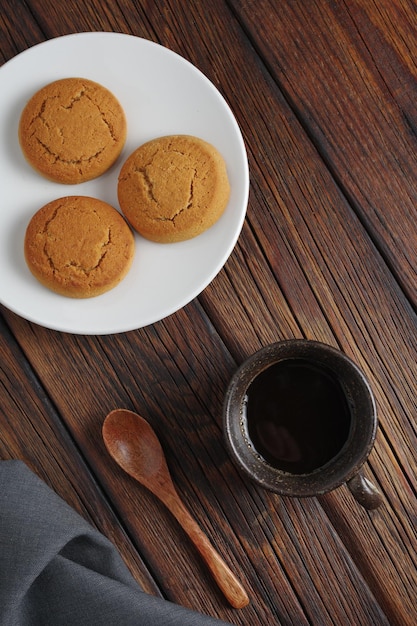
[24,196,135,298]
[117,135,230,243]
[19,78,127,184]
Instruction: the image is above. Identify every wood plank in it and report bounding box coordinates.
[0,2,45,62]
[231,0,417,301]
[0,313,160,596]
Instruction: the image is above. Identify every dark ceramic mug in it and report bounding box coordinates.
[223,340,382,509]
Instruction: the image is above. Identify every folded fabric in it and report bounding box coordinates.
[0,460,233,625]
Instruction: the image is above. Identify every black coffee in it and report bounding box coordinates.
[244,359,351,474]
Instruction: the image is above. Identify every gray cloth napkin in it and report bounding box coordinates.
[0,460,233,625]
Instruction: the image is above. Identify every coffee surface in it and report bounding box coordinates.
[244,359,351,474]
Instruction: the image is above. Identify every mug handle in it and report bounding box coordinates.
[346,470,383,510]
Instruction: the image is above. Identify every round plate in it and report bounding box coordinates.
[0,33,248,334]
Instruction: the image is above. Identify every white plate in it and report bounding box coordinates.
[0,32,248,334]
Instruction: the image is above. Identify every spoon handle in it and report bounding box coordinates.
[163,490,249,609]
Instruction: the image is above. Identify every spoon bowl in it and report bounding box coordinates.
[102,409,249,609]
[103,409,167,488]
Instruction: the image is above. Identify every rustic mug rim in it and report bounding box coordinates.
[223,339,377,497]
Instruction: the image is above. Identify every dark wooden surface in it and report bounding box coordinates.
[1,1,416,624]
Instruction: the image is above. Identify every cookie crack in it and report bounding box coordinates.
[137,166,157,203]
[66,249,108,274]
[83,92,118,141]
[34,98,52,128]
[36,137,106,165]
[42,207,111,274]
[60,88,86,110]
[32,88,115,161]
[62,87,117,143]
[137,163,196,224]
[158,173,195,224]
[67,226,111,274]
[42,207,60,272]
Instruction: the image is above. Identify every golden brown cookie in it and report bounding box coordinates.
[24,196,135,298]
[19,78,127,184]
[117,135,230,243]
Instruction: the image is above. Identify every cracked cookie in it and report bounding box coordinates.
[117,135,230,243]
[24,196,135,298]
[19,77,127,184]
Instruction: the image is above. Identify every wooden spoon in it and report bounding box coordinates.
[102,409,249,609]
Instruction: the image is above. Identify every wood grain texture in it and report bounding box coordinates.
[232,0,417,300]
[1,0,416,624]
[0,316,160,596]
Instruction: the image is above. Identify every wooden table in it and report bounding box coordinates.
[1,1,416,624]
